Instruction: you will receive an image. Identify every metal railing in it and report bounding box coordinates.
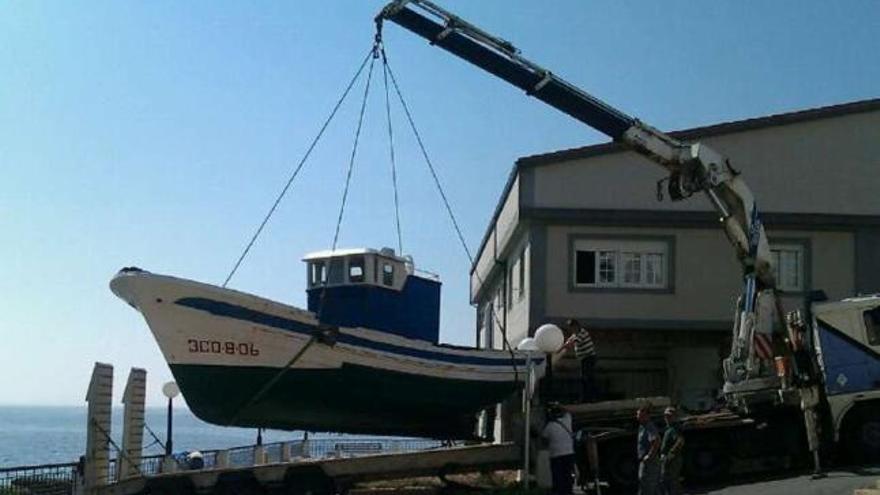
[1,438,448,490]
[0,461,78,495]
[190,438,445,468]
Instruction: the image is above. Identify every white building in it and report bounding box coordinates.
[471,98,880,411]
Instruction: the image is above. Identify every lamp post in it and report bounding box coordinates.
[161,381,180,458]
[518,323,564,489]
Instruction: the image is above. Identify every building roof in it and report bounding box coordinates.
[471,97,880,273]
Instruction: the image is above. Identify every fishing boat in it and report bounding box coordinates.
[110,247,539,439]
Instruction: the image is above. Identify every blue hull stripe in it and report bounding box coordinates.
[174,297,533,368]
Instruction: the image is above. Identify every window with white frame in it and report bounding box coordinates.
[770,243,806,292]
[508,261,517,306]
[573,239,669,289]
[507,249,527,305]
[517,249,525,301]
[477,303,493,349]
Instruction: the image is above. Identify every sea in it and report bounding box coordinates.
[0,406,353,468]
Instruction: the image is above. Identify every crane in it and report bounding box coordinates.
[375,0,803,408]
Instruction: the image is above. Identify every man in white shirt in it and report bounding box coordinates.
[542,403,575,495]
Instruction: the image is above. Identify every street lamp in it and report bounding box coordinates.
[162,381,180,458]
[534,323,564,354]
[518,323,564,489]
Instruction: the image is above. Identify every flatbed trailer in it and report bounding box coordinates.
[571,400,811,491]
[94,443,519,495]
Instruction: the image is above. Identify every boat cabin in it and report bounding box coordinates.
[302,248,441,343]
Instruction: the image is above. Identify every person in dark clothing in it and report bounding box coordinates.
[660,407,685,495]
[636,406,661,495]
[560,319,597,402]
[542,403,576,495]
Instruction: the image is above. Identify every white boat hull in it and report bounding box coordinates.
[110,269,540,438]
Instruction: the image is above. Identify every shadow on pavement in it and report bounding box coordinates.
[686,464,880,494]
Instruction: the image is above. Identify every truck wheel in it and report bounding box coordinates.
[213,472,265,495]
[283,465,336,495]
[843,407,880,463]
[599,440,637,492]
[683,441,730,483]
[143,477,196,495]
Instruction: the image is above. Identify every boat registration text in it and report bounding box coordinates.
[188,339,260,356]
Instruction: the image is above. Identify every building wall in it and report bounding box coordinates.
[856,227,880,294]
[539,225,855,325]
[527,110,880,215]
[471,101,879,409]
[532,222,857,404]
[476,232,532,351]
[472,177,520,301]
[472,229,497,303]
[502,235,531,349]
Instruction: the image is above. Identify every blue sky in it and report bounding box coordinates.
[1,1,877,407]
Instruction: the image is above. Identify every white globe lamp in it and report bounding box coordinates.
[534,323,564,353]
[162,381,180,399]
[162,381,180,458]
[517,337,539,352]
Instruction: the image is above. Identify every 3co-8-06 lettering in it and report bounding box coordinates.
[187,339,260,356]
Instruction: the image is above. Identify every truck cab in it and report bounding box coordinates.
[812,294,880,458]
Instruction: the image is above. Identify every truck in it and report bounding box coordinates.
[375,0,880,489]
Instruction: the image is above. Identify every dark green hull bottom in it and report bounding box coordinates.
[170,363,519,439]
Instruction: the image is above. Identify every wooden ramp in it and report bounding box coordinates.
[95,443,520,495]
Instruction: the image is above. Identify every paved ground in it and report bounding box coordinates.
[695,466,880,495]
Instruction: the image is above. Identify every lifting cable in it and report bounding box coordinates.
[91,418,145,478]
[225,33,523,425]
[382,52,405,255]
[381,53,473,263]
[329,52,377,262]
[378,43,520,378]
[316,48,377,322]
[228,45,379,425]
[222,48,375,288]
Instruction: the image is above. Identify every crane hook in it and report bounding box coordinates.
[373,23,384,59]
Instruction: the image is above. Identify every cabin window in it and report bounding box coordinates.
[328,259,345,284]
[310,262,326,286]
[865,307,880,346]
[349,256,365,283]
[382,263,394,286]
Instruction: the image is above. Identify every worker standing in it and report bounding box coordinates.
[559,319,597,402]
[660,407,685,495]
[636,406,661,495]
[542,403,576,495]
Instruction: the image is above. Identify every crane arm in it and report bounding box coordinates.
[377,0,772,286]
[377,0,783,396]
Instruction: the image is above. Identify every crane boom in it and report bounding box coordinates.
[377,0,789,402]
